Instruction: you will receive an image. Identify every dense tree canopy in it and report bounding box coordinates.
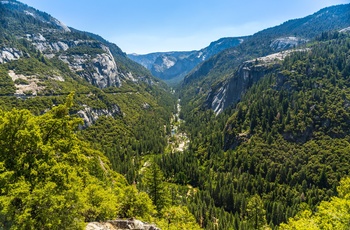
[280,177,350,229]
[1,1,350,229]
[0,94,160,229]
[157,32,350,229]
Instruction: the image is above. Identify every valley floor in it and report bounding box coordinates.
[168,99,189,153]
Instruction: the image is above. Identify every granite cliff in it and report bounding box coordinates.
[0,0,155,91]
[86,219,160,230]
[180,3,350,117]
[206,49,308,115]
[128,37,245,84]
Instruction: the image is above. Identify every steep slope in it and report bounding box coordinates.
[0,0,176,186]
[128,37,245,85]
[180,3,350,112]
[205,49,308,115]
[0,99,130,229]
[166,30,350,230]
[165,4,350,229]
[0,1,203,229]
[0,0,160,89]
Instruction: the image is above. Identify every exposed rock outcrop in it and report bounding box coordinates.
[152,55,176,72]
[206,59,279,115]
[77,104,121,128]
[224,131,251,151]
[0,47,24,63]
[206,49,310,115]
[31,38,70,53]
[86,219,160,230]
[340,26,350,33]
[25,33,122,88]
[91,52,121,88]
[8,70,44,96]
[270,37,308,51]
[128,37,245,84]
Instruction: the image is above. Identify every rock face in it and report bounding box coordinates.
[27,33,70,53]
[270,37,308,51]
[0,47,24,63]
[77,104,121,128]
[223,131,251,151]
[0,1,150,90]
[205,57,278,116]
[207,61,278,115]
[86,219,160,230]
[221,49,312,149]
[8,70,46,95]
[59,51,121,88]
[128,37,245,84]
[340,26,350,33]
[27,33,122,88]
[206,49,310,115]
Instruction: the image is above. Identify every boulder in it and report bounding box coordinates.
[86,218,160,230]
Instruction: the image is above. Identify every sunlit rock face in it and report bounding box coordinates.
[270,37,308,51]
[77,104,121,128]
[86,219,160,230]
[128,37,244,83]
[27,34,122,89]
[206,49,310,115]
[0,47,24,64]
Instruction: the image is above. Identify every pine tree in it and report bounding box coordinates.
[141,162,170,213]
[246,194,268,229]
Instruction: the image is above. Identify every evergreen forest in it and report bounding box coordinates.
[1,1,350,230]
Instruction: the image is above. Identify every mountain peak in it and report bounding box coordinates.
[1,0,71,32]
[128,37,245,85]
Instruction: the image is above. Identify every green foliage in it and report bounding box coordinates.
[163,33,350,229]
[245,195,268,230]
[279,209,319,230]
[119,185,156,221]
[156,205,202,230]
[280,177,350,230]
[0,95,160,229]
[0,66,15,95]
[80,181,119,222]
[140,162,170,213]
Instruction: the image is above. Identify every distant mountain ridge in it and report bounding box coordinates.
[0,1,182,229]
[0,0,157,90]
[0,0,174,161]
[175,5,350,229]
[180,3,350,114]
[128,37,245,85]
[2,1,350,229]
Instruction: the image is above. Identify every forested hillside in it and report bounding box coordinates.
[180,3,350,113]
[0,95,132,229]
[0,1,203,229]
[2,1,350,230]
[0,0,176,185]
[165,31,350,229]
[0,95,202,229]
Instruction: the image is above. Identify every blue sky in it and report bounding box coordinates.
[19,0,350,54]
